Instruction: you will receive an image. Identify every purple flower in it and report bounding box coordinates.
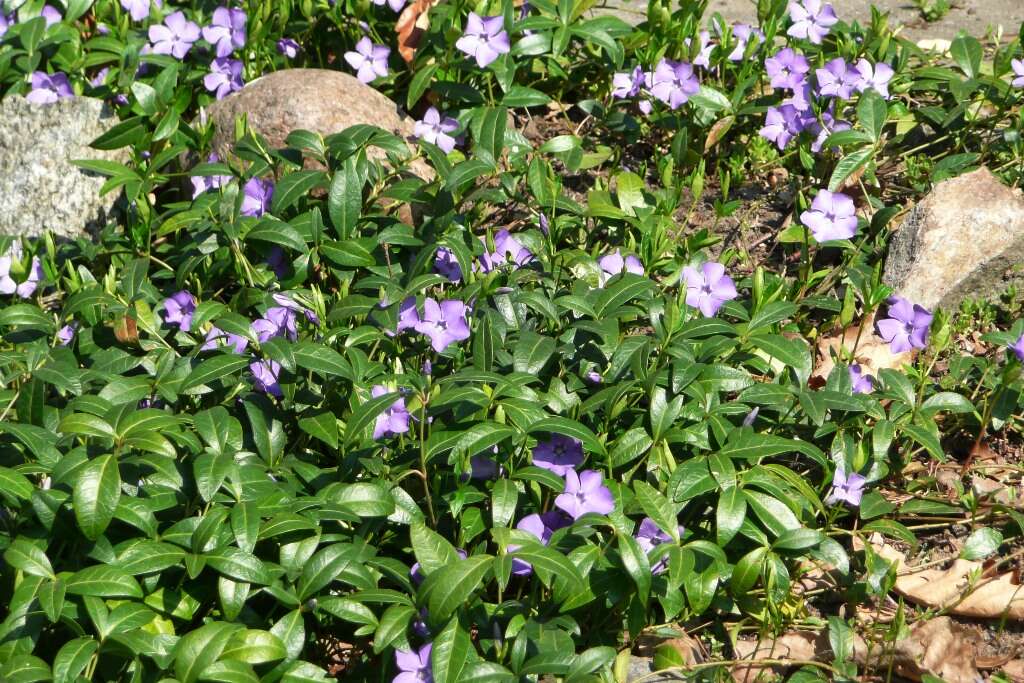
[586,370,602,384]
[201,326,249,354]
[636,517,683,574]
[0,247,19,295]
[683,262,738,318]
[414,107,459,154]
[371,0,406,12]
[371,385,411,440]
[685,30,714,69]
[759,104,809,150]
[191,153,231,198]
[611,65,645,98]
[648,58,699,110]
[203,57,243,100]
[555,469,615,519]
[532,434,584,476]
[726,23,764,61]
[25,71,73,105]
[0,12,16,37]
[148,11,201,59]
[241,177,273,217]
[809,111,850,153]
[90,67,110,88]
[121,0,161,22]
[1010,333,1024,362]
[784,81,814,112]
[787,0,838,44]
[598,249,643,285]
[202,7,246,57]
[277,38,300,58]
[742,407,759,426]
[825,466,866,506]
[456,13,510,68]
[344,36,390,84]
[161,290,197,331]
[414,298,471,353]
[765,48,809,91]
[467,454,501,480]
[478,230,534,272]
[396,296,421,334]
[266,246,288,279]
[876,297,932,354]
[250,359,282,397]
[1013,59,1024,88]
[252,306,298,342]
[14,257,44,299]
[800,190,858,242]
[510,511,569,575]
[815,58,858,99]
[57,322,78,346]
[40,5,61,26]
[434,248,462,282]
[849,364,874,394]
[394,644,432,683]
[854,59,894,98]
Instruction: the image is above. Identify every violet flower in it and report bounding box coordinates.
[787,0,838,45]
[371,385,411,440]
[414,298,471,353]
[555,469,615,519]
[394,644,432,683]
[467,454,501,480]
[683,262,738,318]
[478,230,534,272]
[510,511,569,576]
[800,189,858,242]
[809,111,850,153]
[765,48,809,91]
[121,0,161,22]
[784,81,814,112]
[598,249,644,285]
[16,258,44,299]
[57,322,78,346]
[201,326,249,354]
[414,107,459,154]
[202,7,246,58]
[25,71,73,105]
[191,153,231,198]
[875,297,932,353]
[636,517,683,574]
[760,104,809,150]
[371,0,405,12]
[1010,333,1024,362]
[396,296,421,334]
[148,11,201,59]
[252,306,298,342]
[344,36,390,84]
[825,466,866,506]
[854,59,895,98]
[277,38,300,58]
[0,11,16,37]
[849,364,874,394]
[648,58,699,110]
[161,290,197,331]
[241,177,274,217]
[250,359,282,397]
[434,247,462,282]
[815,58,859,100]
[1013,59,1024,88]
[266,246,288,279]
[532,434,584,476]
[203,57,243,100]
[586,370,602,384]
[0,248,19,295]
[456,13,510,68]
[611,65,645,99]
[726,23,764,61]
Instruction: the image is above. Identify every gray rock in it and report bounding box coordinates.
[626,655,685,681]
[0,96,128,240]
[205,68,432,180]
[883,167,1024,312]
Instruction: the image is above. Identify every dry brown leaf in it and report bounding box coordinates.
[731,631,823,683]
[395,0,441,63]
[1001,659,1024,681]
[812,313,914,384]
[852,617,979,683]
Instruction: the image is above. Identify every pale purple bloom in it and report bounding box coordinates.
[0,12,15,37]
[636,517,683,574]
[161,291,197,331]
[191,153,231,198]
[742,407,759,427]
[394,643,432,683]
[538,213,549,235]
[854,59,894,98]
[250,359,282,397]
[759,104,808,150]
[510,511,569,575]
[598,249,643,284]
[57,322,78,346]
[121,0,161,22]
[611,65,645,98]
[396,296,421,334]
[801,190,858,242]
[148,11,201,59]
[532,434,584,476]
[478,230,534,272]
[765,48,809,91]
[371,0,405,12]
[586,371,602,384]
[90,67,110,88]
[726,23,764,61]
[201,326,248,354]
[371,385,410,440]
[784,81,813,111]
[685,31,713,69]
[648,58,699,110]
[1010,333,1024,362]
[456,13,510,68]
[683,262,738,318]
[16,257,44,299]
[0,250,18,295]
[434,247,462,282]
[816,58,858,99]
[414,298,471,353]
[414,107,459,154]
[40,5,61,26]
[555,469,615,519]
[252,306,297,342]
[26,71,73,104]
[1013,59,1024,88]
[876,297,932,354]
[809,111,850,153]
[240,177,273,217]
[277,38,300,58]
[787,0,838,44]
[203,57,243,100]
[849,364,874,394]
[202,7,246,57]
[825,467,866,506]
[344,36,389,84]
[422,359,432,376]
[638,100,653,115]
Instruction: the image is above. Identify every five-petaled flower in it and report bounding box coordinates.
[241,177,274,217]
[203,57,243,99]
[252,306,298,342]
[250,358,282,397]
[371,385,411,440]
[456,13,510,68]
[26,71,73,104]
[161,290,197,331]
[344,36,390,84]
[611,65,645,99]
[725,23,764,61]
[434,248,462,283]
[760,104,810,150]
[1010,333,1024,362]
[598,250,644,286]
[854,59,895,98]
[648,58,700,110]
[57,322,78,346]
[876,296,932,354]
[683,262,738,318]
[825,466,866,506]
[202,7,246,57]
[800,189,858,242]
[532,434,584,476]
[149,11,201,59]
[636,517,683,574]
[849,364,874,394]
[556,469,615,519]
[414,298,472,353]
[393,643,432,683]
[277,38,300,58]
[815,58,859,99]
[0,246,45,300]
[510,511,568,575]
[765,48,809,91]
[201,326,248,354]
[414,107,460,154]
[191,153,232,198]
[478,230,534,272]
[121,0,161,22]
[1013,59,1024,88]
[787,0,838,44]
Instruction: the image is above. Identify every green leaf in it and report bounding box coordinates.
[408,63,438,109]
[731,546,766,594]
[961,527,1002,560]
[373,604,416,654]
[616,533,651,603]
[749,334,812,384]
[182,355,252,392]
[271,171,327,214]
[91,116,146,150]
[73,454,121,541]
[298,543,371,600]
[716,486,746,546]
[513,331,556,374]
[491,479,518,528]
[344,390,401,445]
[508,542,584,594]
[66,565,143,598]
[609,427,653,468]
[419,555,493,625]
[332,482,395,517]
[174,621,241,683]
[633,481,680,542]
[299,409,339,449]
[474,106,507,165]
[270,610,305,661]
[502,85,551,107]
[245,219,308,252]
[921,392,975,415]
[204,547,273,585]
[328,156,362,239]
[827,147,873,193]
[53,637,98,683]
[856,89,887,142]
[431,618,471,683]
[950,34,982,78]
[527,416,606,457]
[411,523,461,575]
[0,467,33,504]
[743,490,800,537]
[4,540,55,580]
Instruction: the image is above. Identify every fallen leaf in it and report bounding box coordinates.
[395,0,442,63]
[813,313,914,384]
[852,617,979,683]
[731,631,823,683]
[1000,659,1024,681]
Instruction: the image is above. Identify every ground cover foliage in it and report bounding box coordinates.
[3,0,1024,680]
